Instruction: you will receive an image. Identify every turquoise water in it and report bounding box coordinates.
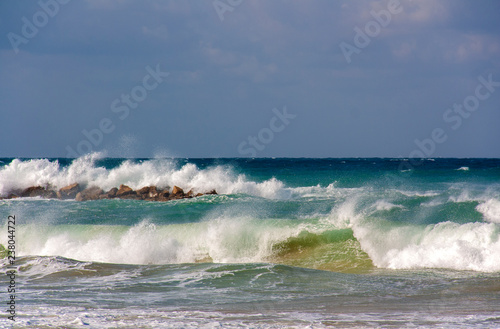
[1,156,499,328]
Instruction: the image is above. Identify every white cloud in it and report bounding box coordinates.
[399,0,449,23]
[445,34,500,63]
[225,56,277,83]
[201,44,238,67]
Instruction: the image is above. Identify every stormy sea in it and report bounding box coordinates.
[1,155,499,328]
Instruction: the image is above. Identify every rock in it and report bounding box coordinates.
[58,183,81,199]
[75,186,104,201]
[171,186,184,195]
[137,186,159,200]
[118,193,142,200]
[21,186,45,197]
[170,186,186,200]
[45,190,58,199]
[106,187,118,198]
[21,186,57,198]
[137,186,150,195]
[8,183,217,202]
[116,185,135,198]
[156,189,170,201]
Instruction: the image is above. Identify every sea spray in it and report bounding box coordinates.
[2,157,500,328]
[0,155,290,199]
[1,156,500,273]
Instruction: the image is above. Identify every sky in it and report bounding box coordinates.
[0,0,499,158]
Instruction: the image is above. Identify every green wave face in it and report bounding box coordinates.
[269,229,374,273]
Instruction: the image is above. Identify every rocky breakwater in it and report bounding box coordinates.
[0,183,217,202]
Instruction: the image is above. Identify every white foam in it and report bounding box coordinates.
[421,198,445,207]
[3,256,90,279]
[448,189,474,203]
[0,154,291,199]
[371,200,403,212]
[354,221,500,272]
[9,218,306,265]
[457,166,470,171]
[10,304,500,329]
[395,190,440,198]
[322,195,500,272]
[324,196,362,229]
[476,199,500,223]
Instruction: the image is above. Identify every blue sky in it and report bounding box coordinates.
[1,0,499,158]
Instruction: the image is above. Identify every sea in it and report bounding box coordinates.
[0,155,499,328]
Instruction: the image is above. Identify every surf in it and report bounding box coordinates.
[0,154,290,199]
[1,156,500,273]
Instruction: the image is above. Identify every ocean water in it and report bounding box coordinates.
[0,155,499,328]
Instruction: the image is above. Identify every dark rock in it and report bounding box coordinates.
[137,186,150,195]
[75,186,104,201]
[8,189,22,198]
[119,193,141,200]
[45,190,58,199]
[58,183,81,199]
[106,187,118,198]
[116,184,135,198]
[8,183,217,202]
[137,186,159,200]
[156,189,170,201]
[21,186,57,198]
[21,186,45,197]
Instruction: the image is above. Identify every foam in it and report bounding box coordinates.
[395,190,440,198]
[476,199,500,223]
[322,194,500,272]
[10,306,500,329]
[8,218,306,265]
[1,256,90,280]
[0,156,381,202]
[354,220,500,272]
[0,154,290,199]
[371,200,404,212]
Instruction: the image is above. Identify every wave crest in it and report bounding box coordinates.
[0,155,289,199]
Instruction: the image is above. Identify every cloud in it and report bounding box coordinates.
[225,56,278,83]
[448,34,500,63]
[398,0,449,24]
[201,44,238,67]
